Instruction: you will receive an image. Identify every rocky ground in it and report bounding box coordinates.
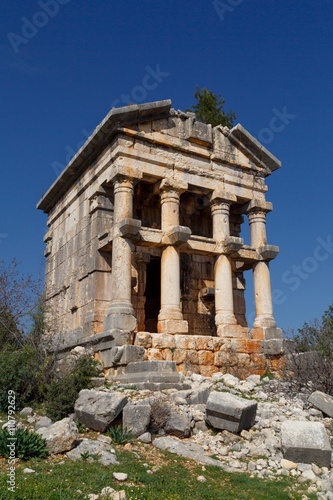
[4,371,333,500]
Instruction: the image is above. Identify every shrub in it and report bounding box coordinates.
[0,428,48,460]
[0,343,44,411]
[107,425,134,444]
[284,303,333,395]
[149,396,171,431]
[45,355,101,421]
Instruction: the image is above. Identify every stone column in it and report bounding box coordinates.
[210,192,239,337]
[103,175,137,333]
[248,205,276,329]
[157,179,189,334]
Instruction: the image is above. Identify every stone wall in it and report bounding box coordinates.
[134,332,283,378]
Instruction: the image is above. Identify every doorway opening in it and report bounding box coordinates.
[144,257,161,332]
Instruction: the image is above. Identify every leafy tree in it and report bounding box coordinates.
[0,258,41,345]
[294,303,333,357]
[283,303,333,395]
[187,86,236,128]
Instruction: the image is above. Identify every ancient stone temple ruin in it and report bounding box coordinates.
[37,100,285,377]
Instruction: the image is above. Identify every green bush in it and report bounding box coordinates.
[45,355,101,421]
[0,343,44,411]
[0,427,48,460]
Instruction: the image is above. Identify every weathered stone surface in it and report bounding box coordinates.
[114,360,189,389]
[281,421,332,468]
[122,402,151,437]
[37,418,79,454]
[74,389,128,432]
[205,391,257,433]
[100,345,145,369]
[176,385,211,405]
[67,438,118,465]
[153,436,227,469]
[164,413,192,438]
[35,416,53,430]
[309,391,333,418]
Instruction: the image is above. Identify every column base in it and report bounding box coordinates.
[215,313,237,326]
[157,319,188,335]
[217,325,250,338]
[253,316,277,328]
[251,326,283,340]
[103,312,137,332]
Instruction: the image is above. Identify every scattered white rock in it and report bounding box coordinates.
[23,468,35,474]
[113,473,128,481]
[281,459,297,470]
[197,475,207,482]
[20,407,34,417]
[37,417,79,455]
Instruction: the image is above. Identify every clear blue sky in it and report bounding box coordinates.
[0,0,332,332]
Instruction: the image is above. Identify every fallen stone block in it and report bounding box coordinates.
[164,413,192,438]
[281,421,332,468]
[205,391,257,433]
[309,391,333,418]
[176,385,211,405]
[122,402,151,437]
[37,417,79,454]
[75,389,128,432]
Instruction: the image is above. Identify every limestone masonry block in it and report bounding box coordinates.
[308,391,333,418]
[281,421,332,468]
[206,391,257,433]
[174,348,187,364]
[198,350,215,366]
[175,335,196,350]
[122,402,151,437]
[74,389,128,432]
[195,336,215,351]
[134,332,152,348]
[151,332,176,349]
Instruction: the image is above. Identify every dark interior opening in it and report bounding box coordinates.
[144,258,161,332]
[133,181,161,229]
[180,192,212,238]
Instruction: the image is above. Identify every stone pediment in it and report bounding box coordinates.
[37,99,280,213]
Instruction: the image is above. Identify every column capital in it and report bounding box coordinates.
[245,199,273,215]
[155,178,188,195]
[248,209,267,226]
[209,190,237,205]
[108,165,143,185]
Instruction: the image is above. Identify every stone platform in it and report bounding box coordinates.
[112,360,191,390]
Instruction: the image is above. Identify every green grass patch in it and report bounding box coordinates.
[0,444,316,500]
